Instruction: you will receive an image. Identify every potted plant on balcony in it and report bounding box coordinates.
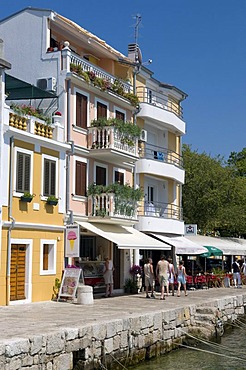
[46,195,59,206]
[20,192,35,203]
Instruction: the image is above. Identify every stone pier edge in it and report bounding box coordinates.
[1,293,246,370]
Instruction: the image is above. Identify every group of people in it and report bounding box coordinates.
[232,257,246,288]
[144,255,187,299]
[102,254,188,299]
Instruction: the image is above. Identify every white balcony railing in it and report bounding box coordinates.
[4,108,64,142]
[70,53,132,94]
[88,126,139,157]
[88,193,138,220]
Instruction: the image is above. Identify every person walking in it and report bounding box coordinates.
[177,260,187,297]
[241,258,246,285]
[103,257,114,297]
[168,257,175,296]
[156,255,169,300]
[232,257,241,288]
[144,258,155,299]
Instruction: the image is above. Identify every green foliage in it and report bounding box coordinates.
[52,278,61,300]
[87,182,143,201]
[10,103,51,125]
[182,144,246,237]
[227,148,246,177]
[91,118,141,147]
[70,64,139,107]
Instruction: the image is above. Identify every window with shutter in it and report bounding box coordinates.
[75,161,87,196]
[114,171,124,185]
[16,152,31,193]
[96,166,106,186]
[115,110,125,121]
[76,93,88,129]
[43,159,56,196]
[97,102,107,119]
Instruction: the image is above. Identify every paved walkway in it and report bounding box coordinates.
[1,287,245,342]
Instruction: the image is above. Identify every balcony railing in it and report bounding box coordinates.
[139,201,183,221]
[136,86,183,119]
[88,126,139,157]
[5,109,64,141]
[88,193,138,220]
[70,53,132,94]
[139,143,183,168]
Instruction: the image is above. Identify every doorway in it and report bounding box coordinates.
[10,244,26,301]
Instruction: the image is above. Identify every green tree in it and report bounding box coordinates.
[182,144,246,236]
[227,148,246,177]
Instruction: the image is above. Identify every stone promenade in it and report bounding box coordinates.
[1,286,245,343]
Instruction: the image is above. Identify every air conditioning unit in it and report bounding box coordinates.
[36,77,57,92]
[139,129,147,142]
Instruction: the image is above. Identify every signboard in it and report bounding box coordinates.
[185,224,197,235]
[65,224,80,257]
[58,267,82,301]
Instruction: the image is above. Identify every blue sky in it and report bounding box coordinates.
[2,0,246,159]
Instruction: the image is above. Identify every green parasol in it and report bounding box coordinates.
[201,246,223,257]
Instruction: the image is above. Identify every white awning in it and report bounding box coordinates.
[150,234,208,255]
[77,222,171,250]
[185,235,246,256]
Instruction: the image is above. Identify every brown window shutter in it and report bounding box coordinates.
[115,110,125,121]
[43,159,56,196]
[16,152,31,192]
[43,244,49,270]
[97,102,107,119]
[75,161,87,196]
[96,166,106,186]
[76,93,88,129]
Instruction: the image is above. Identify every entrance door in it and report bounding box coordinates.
[113,244,121,289]
[10,244,26,301]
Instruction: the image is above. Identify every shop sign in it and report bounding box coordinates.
[58,267,82,301]
[65,224,80,257]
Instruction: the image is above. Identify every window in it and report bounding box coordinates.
[147,186,154,203]
[115,110,125,121]
[97,102,107,119]
[75,161,87,196]
[76,92,88,129]
[114,170,124,185]
[43,158,56,196]
[96,165,107,186]
[40,240,56,275]
[16,151,31,193]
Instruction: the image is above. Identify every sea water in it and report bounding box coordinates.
[131,318,246,370]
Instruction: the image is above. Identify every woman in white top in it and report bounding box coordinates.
[168,257,175,296]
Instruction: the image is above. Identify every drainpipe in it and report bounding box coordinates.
[66,78,71,218]
[6,136,15,305]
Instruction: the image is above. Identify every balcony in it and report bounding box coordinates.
[135,200,185,235]
[88,193,138,225]
[136,86,186,135]
[87,118,140,166]
[4,106,64,142]
[87,183,143,225]
[136,143,185,184]
[70,53,132,94]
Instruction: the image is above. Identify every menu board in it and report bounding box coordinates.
[58,268,82,301]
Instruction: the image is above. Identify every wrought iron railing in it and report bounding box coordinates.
[136,86,183,119]
[139,200,183,220]
[139,143,183,168]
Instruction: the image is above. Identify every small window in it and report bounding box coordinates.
[97,102,107,119]
[75,161,87,196]
[96,166,107,186]
[43,158,56,196]
[114,171,124,185]
[115,110,125,121]
[16,152,31,193]
[76,93,88,129]
[40,240,56,275]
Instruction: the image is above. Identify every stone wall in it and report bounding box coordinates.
[1,294,246,370]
